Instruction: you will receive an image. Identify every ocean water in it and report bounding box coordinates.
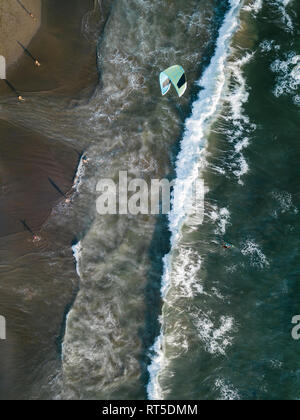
[148,0,300,400]
[1,0,300,400]
[61,0,228,400]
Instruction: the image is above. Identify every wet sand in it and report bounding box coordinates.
[0,0,98,399]
[0,0,94,238]
[0,120,78,237]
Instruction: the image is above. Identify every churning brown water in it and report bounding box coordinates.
[0,0,229,400]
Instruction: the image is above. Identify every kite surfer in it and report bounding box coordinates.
[222,242,234,250]
[48,178,71,203]
[20,220,40,242]
[17,41,41,67]
[16,0,37,21]
[3,79,25,101]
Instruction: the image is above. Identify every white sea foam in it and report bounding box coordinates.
[215,378,241,400]
[227,53,253,121]
[60,241,83,363]
[147,0,243,400]
[208,205,231,235]
[280,0,293,5]
[72,242,82,277]
[73,155,87,193]
[226,264,239,273]
[210,164,226,175]
[233,154,249,181]
[270,0,294,32]
[223,51,255,184]
[271,191,298,217]
[164,247,204,299]
[146,334,165,400]
[243,0,263,15]
[270,359,283,369]
[168,2,244,244]
[235,137,250,153]
[293,95,300,106]
[193,312,236,355]
[271,53,300,103]
[259,40,281,53]
[241,239,270,268]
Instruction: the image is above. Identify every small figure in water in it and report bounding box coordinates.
[3,79,25,101]
[35,59,41,67]
[48,177,71,203]
[222,242,234,250]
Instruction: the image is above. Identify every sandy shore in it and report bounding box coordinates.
[0,0,98,400]
[0,0,41,67]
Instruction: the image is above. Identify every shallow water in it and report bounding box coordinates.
[61,0,228,400]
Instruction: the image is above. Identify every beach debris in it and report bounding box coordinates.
[17,41,41,67]
[48,177,71,203]
[20,220,41,242]
[2,79,25,101]
[16,0,37,21]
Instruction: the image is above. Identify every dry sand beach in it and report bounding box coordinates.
[0,0,41,66]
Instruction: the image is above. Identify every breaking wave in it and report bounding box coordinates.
[147,0,244,400]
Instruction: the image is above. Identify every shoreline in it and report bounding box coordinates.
[0,0,96,400]
[0,0,96,237]
[0,0,41,68]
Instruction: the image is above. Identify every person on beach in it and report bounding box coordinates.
[20,220,40,242]
[82,155,89,164]
[17,0,37,21]
[17,42,41,68]
[48,177,71,204]
[3,79,25,101]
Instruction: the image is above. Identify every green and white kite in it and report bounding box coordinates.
[159,65,187,97]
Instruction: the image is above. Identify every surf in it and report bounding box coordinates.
[147,0,244,400]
